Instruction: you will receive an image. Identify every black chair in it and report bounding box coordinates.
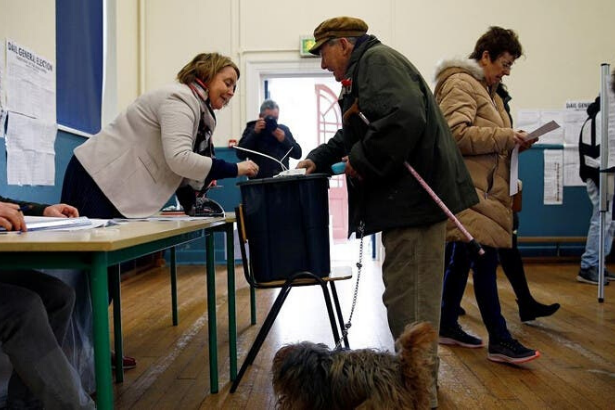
[230,204,352,393]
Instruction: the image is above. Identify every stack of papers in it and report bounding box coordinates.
[0,216,94,232]
[25,216,95,231]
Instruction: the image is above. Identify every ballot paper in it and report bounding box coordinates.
[524,120,561,142]
[510,121,561,195]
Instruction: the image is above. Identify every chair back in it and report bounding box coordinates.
[235,204,258,288]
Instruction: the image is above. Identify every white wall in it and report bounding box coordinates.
[114,0,615,147]
[0,0,55,62]
[0,0,55,113]
[3,0,613,146]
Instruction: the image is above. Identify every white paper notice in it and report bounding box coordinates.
[563,105,590,145]
[517,110,541,134]
[606,75,615,170]
[563,100,591,187]
[0,40,5,109]
[5,112,57,186]
[510,145,520,196]
[0,110,6,139]
[5,39,56,123]
[544,149,564,205]
[563,145,584,186]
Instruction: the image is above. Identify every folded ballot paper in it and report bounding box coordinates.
[0,216,95,232]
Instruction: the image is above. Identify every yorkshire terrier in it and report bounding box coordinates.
[272,322,436,410]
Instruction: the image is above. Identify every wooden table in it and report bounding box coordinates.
[0,216,237,409]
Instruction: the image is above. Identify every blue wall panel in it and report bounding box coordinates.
[0,130,84,204]
[517,146,592,256]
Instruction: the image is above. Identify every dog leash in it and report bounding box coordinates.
[335,221,365,349]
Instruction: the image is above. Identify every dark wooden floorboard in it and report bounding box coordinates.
[111,256,615,409]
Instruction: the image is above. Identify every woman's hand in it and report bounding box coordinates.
[0,202,26,232]
[512,129,528,145]
[237,160,259,177]
[514,130,536,152]
[43,204,80,218]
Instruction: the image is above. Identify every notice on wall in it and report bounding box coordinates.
[544,149,564,205]
[0,40,4,139]
[3,39,57,185]
[606,75,615,171]
[0,40,4,108]
[0,110,6,139]
[563,100,592,187]
[5,112,56,186]
[5,39,55,123]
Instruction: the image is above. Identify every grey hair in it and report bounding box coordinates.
[260,99,279,114]
[328,37,359,47]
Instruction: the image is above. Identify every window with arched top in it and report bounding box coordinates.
[315,84,341,145]
[315,84,348,241]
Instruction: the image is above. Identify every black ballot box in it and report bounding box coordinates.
[237,174,331,282]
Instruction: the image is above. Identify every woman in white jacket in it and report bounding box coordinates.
[61,52,258,218]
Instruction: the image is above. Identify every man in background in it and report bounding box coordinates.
[578,69,615,285]
[236,99,302,178]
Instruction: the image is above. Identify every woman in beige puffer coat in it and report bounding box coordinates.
[433,26,541,365]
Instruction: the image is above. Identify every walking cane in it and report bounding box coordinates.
[341,101,484,256]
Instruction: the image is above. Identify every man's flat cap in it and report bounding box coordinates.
[309,17,368,55]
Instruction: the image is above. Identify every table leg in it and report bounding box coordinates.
[206,231,218,393]
[226,222,237,380]
[91,253,113,409]
[170,246,178,326]
[111,265,124,382]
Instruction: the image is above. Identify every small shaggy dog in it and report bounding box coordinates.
[272,322,436,410]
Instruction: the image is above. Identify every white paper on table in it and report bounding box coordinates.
[0,216,95,232]
[544,150,564,205]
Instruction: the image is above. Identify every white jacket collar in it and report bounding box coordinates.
[434,57,484,82]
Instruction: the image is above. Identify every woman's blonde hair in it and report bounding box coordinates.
[177,53,240,85]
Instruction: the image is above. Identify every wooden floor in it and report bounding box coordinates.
[111,253,615,409]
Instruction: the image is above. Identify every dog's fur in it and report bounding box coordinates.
[272,322,436,410]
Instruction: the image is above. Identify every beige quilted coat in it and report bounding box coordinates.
[434,58,516,248]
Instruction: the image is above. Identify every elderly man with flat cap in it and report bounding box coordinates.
[297,16,477,407]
